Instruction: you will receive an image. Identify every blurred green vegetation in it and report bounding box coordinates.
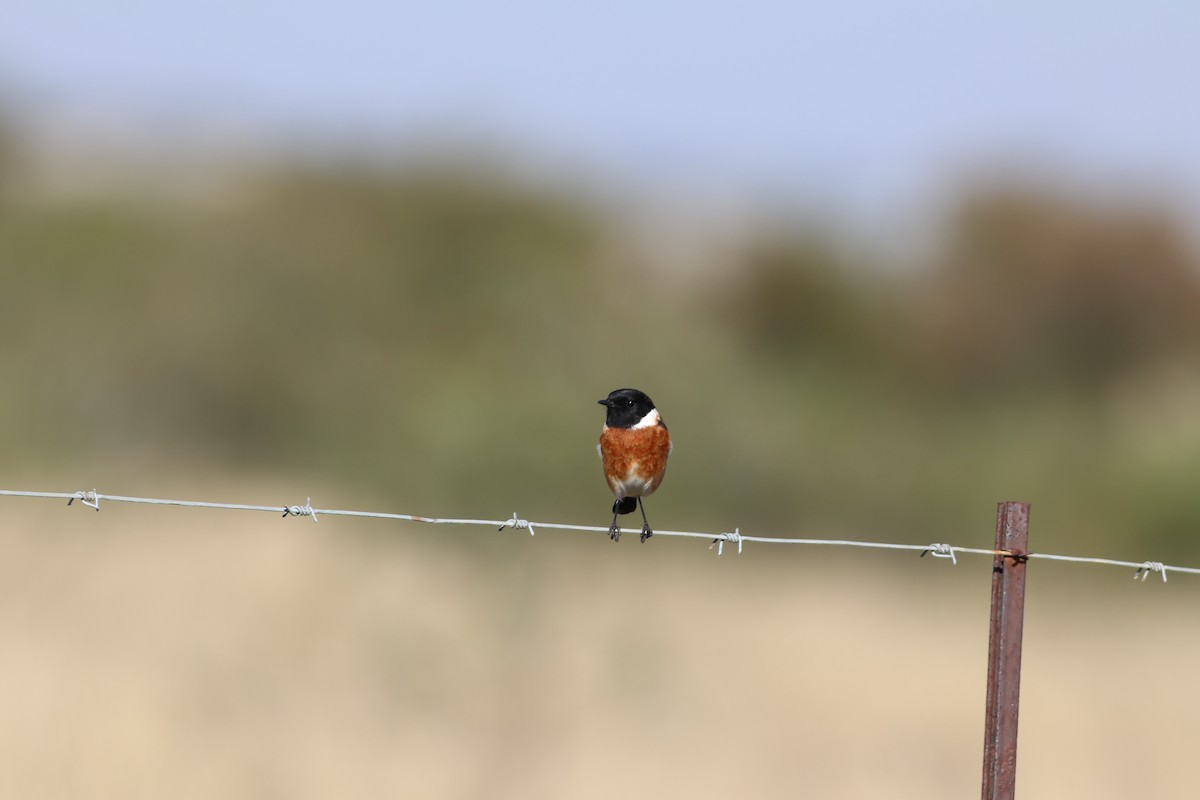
[4,123,1200,560]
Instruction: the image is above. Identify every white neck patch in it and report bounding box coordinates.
[631,408,661,429]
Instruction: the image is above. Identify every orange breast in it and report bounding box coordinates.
[598,424,672,498]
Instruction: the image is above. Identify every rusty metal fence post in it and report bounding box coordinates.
[981,501,1030,800]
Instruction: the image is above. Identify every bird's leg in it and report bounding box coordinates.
[609,500,622,542]
[638,498,653,543]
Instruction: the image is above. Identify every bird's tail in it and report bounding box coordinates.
[612,497,637,515]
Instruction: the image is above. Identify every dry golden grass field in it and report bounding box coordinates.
[2,483,1198,799]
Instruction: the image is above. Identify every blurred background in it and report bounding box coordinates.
[2,2,1199,797]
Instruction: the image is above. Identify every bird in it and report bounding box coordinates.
[597,388,672,542]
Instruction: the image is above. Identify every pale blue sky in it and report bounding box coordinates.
[3,2,1197,214]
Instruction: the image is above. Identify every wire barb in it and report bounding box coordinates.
[67,489,101,511]
[1134,561,1167,583]
[710,528,743,556]
[499,512,535,536]
[282,498,318,522]
[921,542,957,565]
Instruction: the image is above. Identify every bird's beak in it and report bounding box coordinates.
[598,398,611,407]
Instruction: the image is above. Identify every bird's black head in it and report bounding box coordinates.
[598,388,658,429]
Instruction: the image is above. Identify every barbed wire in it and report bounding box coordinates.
[2,487,1195,583]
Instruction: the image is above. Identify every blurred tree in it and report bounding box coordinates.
[918,187,1200,392]
[0,109,15,203]
[719,233,897,368]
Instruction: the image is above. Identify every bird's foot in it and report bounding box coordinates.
[609,522,621,542]
[639,524,653,543]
